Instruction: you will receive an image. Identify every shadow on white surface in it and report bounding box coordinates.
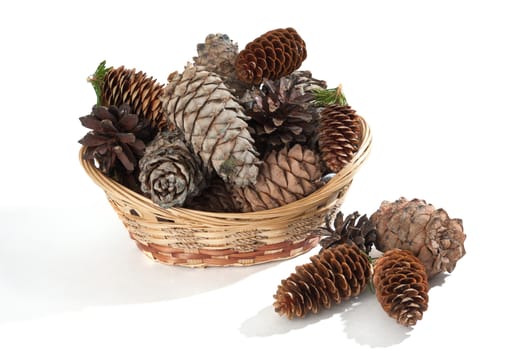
[0,206,275,324]
[342,273,449,347]
[428,272,448,288]
[341,291,411,347]
[240,302,343,337]
[239,291,411,347]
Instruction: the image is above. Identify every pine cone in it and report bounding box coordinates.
[161,63,260,187]
[88,61,166,130]
[318,105,362,173]
[79,104,153,175]
[240,71,326,155]
[274,243,371,319]
[231,144,322,212]
[138,130,206,208]
[235,27,307,85]
[319,211,377,255]
[370,197,467,279]
[193,33,249,98]
[185,176,239,212]
[373,249,429,327]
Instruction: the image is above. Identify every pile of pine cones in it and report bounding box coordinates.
[274,197,467,327]
[79,28,362,212]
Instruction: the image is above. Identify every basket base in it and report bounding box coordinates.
[132,235,321,267]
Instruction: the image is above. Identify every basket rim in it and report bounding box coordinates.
[79,115,372,220]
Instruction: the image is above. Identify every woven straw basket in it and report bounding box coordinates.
[79,116,371,267]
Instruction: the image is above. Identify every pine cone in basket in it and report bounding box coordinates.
[319,211,377,255]
[319,104,362,173]
[193,33,249,98]
[88,61,166,131]
[79,104,154,176]
[370,197,467,279]
[373,249,429,327]
[185,175,239,212]
[235,27,307,85]
[138,129,206,208]
[240,71,327,155]
[274,242,371,319]
[231,144,322,212]
[161,63,260,187]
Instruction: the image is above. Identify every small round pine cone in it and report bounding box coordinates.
[240,70,326,155]
[138,130,206,208]
[373,249,429,327]
[273,242,371,319]
[319,211,377,255]
[79,104,154,175]
[370,197,466,278]
[235,27,307,85]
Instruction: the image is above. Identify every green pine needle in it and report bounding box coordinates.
[87,60,111,105]
[314,84,348,107]
[367,278,376,294]
[367,255,378,293]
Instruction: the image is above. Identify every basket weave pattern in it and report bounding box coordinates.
[80,117,371,267]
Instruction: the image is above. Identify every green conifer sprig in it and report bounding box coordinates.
[87,60,111,105]
[314,84,347,107]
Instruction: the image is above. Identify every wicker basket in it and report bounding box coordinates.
[79,116,371,267]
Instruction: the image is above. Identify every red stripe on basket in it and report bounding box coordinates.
[134,235,320,267]
[228,251,261,259]
[255,251,292,262]
[198,248,237,256]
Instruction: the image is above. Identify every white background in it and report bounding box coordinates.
[0,0,523,348]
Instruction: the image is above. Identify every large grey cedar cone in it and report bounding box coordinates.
[370,197,466,278]
[161,63,260,187]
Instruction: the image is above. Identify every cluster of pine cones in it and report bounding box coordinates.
[274,197,467,327]
[79,28,362,211]
[77,26,468,330]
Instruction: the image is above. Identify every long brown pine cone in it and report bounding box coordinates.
[373,249,429,327]
[231,144,322,212]
[274,242,371,319]
[235,27,307,85]
[88,62,166,131]
[370,197,466,278]
[318,104,362,173]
